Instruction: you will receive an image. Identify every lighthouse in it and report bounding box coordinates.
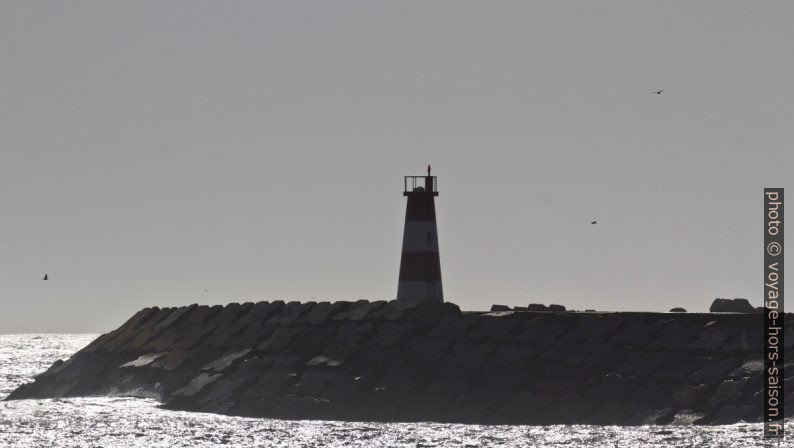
[397,165,443,303]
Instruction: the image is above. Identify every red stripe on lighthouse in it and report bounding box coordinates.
[404,197,437,221]
[399,252,442,281]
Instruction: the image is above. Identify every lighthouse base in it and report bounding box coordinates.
[396,281,443,303]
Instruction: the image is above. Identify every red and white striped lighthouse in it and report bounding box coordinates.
[397,165,443,303]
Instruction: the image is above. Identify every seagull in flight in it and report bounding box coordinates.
[42,274,48,280]
[652,90,664,95]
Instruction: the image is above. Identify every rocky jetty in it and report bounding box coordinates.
[6,300,789,425]
[493,303,567,312]
[710,298,757,313]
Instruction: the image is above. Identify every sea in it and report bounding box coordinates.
[0,334,790,447]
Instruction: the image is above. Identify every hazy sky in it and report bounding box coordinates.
[1,1,791,332]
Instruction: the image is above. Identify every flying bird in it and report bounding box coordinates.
[42,274,48,280]
[652,90,664,95]
[591,221,597,225]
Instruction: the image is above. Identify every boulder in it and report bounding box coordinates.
[214,356,273,383]
[150,349,193,370]
[670,307,687,313]
[646,323,700,351]
[519,317,570,349]
[687,326,729,352]
[289,326,336,353]
[427,313,477,339]
[400,301,458,331]
[727,358,763,379]
[476,368,526,397]
[591,372,643,402]
[688,358,743,386]
[295,302,335,325]
[534,363,586,393]
[120,352,167,368]
[707,378,747,408]
[485,344,537,371]
[652,353,701,381]
[320,371,374,403]
[707,404,757,424]
[269,301,314,325]
[573,314,623,343]
[334,300,386,321]
[670,409,706,425]
[443,341,496,369]
[224,321,276,349]
[526,303,566,312]
[476,313,524,341]
[326,321,377,346]
[245,371,297,398]
[318,343,362,366]
[371,322,419,348]
[610,319,663,347]
[306,355,342,367]
[621,350,672,378]
[710,298,755,313]
[586,345,634,371]
[584,401,631,425]
[196,378,247,410]
[490,304,511,312]
[424,365,476,396]
[352,345,400,367]
[172,373,223,397]
[404,337,454,364]
[154,306,193,331]
[292,369,337,396]
[376,362,419,392]
[258,327,304,351]
[201,349,252,373]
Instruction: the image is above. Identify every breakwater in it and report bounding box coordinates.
[5,300,787,425]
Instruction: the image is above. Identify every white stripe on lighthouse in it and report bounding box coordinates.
[397,281,443,303]
[401,222,439,252]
